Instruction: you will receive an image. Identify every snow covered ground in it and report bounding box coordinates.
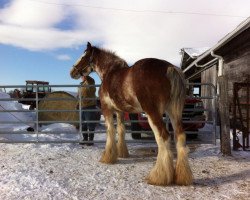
[0,141,249,200]
[0,91,249,200]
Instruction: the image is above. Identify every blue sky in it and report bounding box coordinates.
[0,0,249,89]
[0,44,86,85]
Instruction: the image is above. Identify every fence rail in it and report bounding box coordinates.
[0,83,217,144]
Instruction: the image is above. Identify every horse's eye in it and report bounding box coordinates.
[82,52,87,58]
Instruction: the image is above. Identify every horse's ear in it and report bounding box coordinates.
[87,42,92,50]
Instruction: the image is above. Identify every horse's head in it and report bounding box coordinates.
[70,42,95,79]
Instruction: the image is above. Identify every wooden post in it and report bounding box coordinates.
[218,76,232,155]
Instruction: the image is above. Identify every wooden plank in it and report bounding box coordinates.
[218,76,232,155]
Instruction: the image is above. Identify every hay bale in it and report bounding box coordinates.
[38,91,79,126]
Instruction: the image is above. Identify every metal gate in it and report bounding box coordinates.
[232,82,250,150]
[0,83,217,144]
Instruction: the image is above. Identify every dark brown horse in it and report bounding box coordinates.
[70,42,193,186]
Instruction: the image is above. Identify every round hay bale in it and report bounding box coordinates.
[38,91,79,126]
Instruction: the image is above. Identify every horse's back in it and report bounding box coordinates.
[132,58,172,69]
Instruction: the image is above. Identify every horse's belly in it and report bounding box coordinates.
[102,92,142,113]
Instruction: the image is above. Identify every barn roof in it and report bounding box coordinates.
[180,47,209,69]
[182,47,210,59]
[182,17,250,81]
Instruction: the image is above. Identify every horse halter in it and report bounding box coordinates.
[73,49,95,76]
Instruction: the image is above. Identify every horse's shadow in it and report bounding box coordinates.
[119,154,250,188]
[190,147,250,163]
[193,169,250,187]
[117,146,250,188]
[121,144,199,164]
[114,147,156,164]
[118,154,157,165]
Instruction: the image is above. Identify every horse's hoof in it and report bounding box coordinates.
[117,149,129,158]
[174,169,193,186]
[99,151,117,164]
[118,153,129,158]
[146,174,173,186]
[117,142,129,158]
[147,165,174,185]
[174,147,193,186]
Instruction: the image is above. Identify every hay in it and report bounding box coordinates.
[38,91,79,126]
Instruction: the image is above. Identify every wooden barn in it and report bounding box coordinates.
[180,17,250,152]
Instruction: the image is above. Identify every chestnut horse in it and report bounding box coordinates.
[70,42,193,186]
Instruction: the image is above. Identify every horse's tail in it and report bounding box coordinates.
[166,66,186,116]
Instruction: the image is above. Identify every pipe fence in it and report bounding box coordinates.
[0,83,217,145]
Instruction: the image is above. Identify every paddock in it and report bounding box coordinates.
[0,84,249,199]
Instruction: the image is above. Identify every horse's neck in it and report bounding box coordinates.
[96,57,128,80]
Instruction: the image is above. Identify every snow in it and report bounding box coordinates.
[182,47,210,58]
[0,142,249,200]
[0,91,249,200]
[0,92,34,129]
